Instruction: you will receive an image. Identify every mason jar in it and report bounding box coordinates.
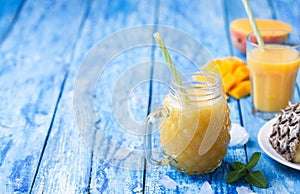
[144,70,231,175]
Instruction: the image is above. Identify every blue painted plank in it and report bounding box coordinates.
[223,0,247,60]
[1,0,298,193]
[145,0,248,193]
[226,0,300,193]
[0,0,24,43]
[0,0,86,193]
[29,1,94,192]
[157,0,231,59]
[86,0,156,192]
[271,0,300,33]
[32,0,157,193]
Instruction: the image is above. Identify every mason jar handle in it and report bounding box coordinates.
[144,109,170,166]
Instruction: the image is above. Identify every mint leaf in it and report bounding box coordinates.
[226,152,267,188]
[231,162,246,170]
[226,169,247,184]
[245,170,267,188]
[247,152,261,170]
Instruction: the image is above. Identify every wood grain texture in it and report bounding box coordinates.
[0,0,86,193]
[87,0,156,192]
[29,1,93,192]
[31,0,156,193]
[0,0,24,43]
[1,0,300,193]
[270,0,300,33]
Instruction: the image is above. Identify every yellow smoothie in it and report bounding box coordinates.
[158,91,230,174]
[248,45,300,112]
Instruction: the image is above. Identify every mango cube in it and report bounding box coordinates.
[202,57,251,99]
[228,80,251,99]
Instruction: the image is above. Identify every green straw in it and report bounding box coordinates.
[242,0,265,47]
[153,32,184,91]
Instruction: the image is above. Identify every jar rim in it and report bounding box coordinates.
[169,70,222,101]
[170,70,221,88]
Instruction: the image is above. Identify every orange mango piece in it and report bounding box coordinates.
[222,57,243,73]
[223,74,237,93]
[228,80,251,99]
[225,57,245,66]
[233,65,250,82]
[202,56,250,99]
[217,60,230,77]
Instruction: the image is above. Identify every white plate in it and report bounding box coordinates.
[258,118,300,170]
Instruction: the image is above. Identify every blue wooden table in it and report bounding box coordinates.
[1,0,300,193]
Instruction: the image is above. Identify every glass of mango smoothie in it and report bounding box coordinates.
[144,70,231,175]
[246,29,300,120]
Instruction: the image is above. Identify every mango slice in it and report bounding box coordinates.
[233,65,249,82]
[202,57,250,99]
[223,74,237,92]
[228,80,251,99]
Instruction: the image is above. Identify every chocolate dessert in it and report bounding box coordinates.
[269,102,300,163]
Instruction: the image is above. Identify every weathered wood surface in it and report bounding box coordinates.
[0,0,300,193]
[0,0,24,43]
[0,0,87,193]
[31,0,156,193]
